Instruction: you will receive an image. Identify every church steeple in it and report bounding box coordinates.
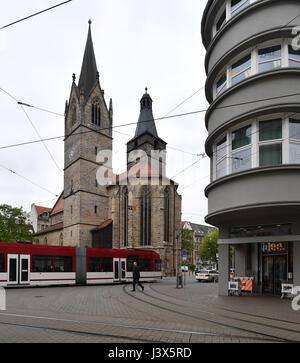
[134,88,158,138]
[78,20,99,98]
[127,89,167,170]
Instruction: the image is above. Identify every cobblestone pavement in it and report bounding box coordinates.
[0,276,299,343]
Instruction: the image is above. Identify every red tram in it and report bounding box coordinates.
[0,243,162,287]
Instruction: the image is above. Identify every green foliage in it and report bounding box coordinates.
[181,228,195,256]
[0,205,33,243]
[188,264,196,272]
[199,229,219,263]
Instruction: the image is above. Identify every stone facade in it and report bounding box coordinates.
[108,182,182,276]
[32,22,182,277]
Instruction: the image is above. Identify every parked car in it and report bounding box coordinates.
[181,266,188,272]
[195,270,219,282]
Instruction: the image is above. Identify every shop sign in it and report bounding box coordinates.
[262,242,287,253]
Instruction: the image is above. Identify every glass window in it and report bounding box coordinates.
[155,259,161,272]
[216,137,227,179]
[216,71,227,96]
[140,259,151,272]
[288,45,300,68]
[258,46,281,73]
[232,148,252,173]
[231,0,250,17]
[0,254,4,273]
[290,143,300,164]
[127,255,139,272]
[89,257,101,272]
[33,255,53,273]
[101,257,113,272]
[231,54,251,85]
[216,137,227,161]
[289,119,300,140]
[216,157,227,179]
[216,9,226,32]
[54,256,73,272]
[259,144,282,167]
[232,125,251,150]
[259,119,282,141]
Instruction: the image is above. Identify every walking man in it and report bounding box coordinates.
[131,261,144,292]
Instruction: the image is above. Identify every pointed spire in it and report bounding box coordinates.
[134,89,158,138]
[78,20,99,98]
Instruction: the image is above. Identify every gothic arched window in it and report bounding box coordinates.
[164,188,170,242]
[71,105,77,126]
[92,99,101,126]
[123,188,128,247]
[140,186,151,246]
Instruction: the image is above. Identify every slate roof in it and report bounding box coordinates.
[134,91,158,139]
[182,221,216,237]
[78,21,99,98]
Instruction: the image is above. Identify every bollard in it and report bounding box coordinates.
[0,287,6,311]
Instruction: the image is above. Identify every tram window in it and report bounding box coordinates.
[89,257,101,272]
[54,256,73,272]
[127,255,139,272]
[33,255,53,272]
[155,259,162,272]
[0,254,4,273]
[140,259,151,272]
[101,258,113,272]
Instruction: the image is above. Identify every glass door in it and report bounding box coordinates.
[263,256,274,294]
[263,255,287,295]
[114,258,127,282]
[7,254,30,285]
[120,258,126,281]
[19,255,30,284]
[274,255,287,295]
[8,255,18,285]
[114,258,119,281]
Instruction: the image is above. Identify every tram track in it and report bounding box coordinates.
[148,284,300,333]
[0,311,245,343]
[122,285,298,343]
[0,318,156,343]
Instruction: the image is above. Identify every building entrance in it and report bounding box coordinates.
[262,243,288,295]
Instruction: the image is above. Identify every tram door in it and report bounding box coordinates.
[7,255,30,285]
[113,258,127,282]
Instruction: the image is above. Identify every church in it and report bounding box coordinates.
[32,22,182,277]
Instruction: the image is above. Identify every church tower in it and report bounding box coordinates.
[63,21,113,247]
[127,89,167,173]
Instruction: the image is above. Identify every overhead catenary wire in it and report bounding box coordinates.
[179,110,300,191]
[112,86,205,157]
[1,86,202,158]
[1,89,300,152]
[0,164,59,197]
[0,86,63,173]
[0,0,73,30]
[20,105,63,174]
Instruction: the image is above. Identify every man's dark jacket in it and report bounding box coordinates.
[133,265,140,279]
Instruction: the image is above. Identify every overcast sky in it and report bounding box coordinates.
[0,0,210,225]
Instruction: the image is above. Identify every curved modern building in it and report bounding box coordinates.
[201,0,300,295]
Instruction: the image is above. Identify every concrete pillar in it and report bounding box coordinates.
[294,242,300,286]
[235,244,246,277]
[218,244,230,296]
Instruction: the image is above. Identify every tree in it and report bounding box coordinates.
[181,228,195,263]
[0,205,34,243]
[199,229,219,264]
